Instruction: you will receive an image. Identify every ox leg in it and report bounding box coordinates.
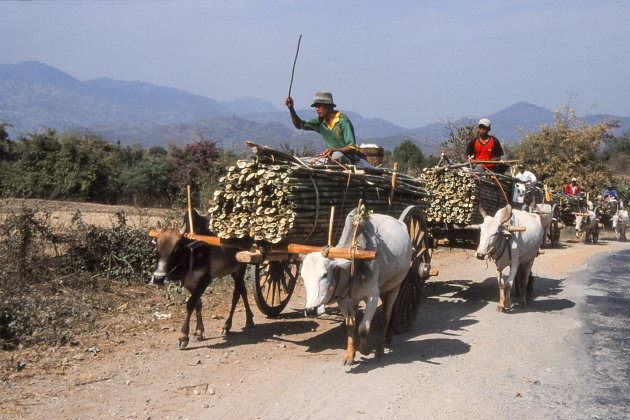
[344,316,356,366]
[180,279,209,350]
[497,271,506,311]
[358,293,379,357]
[517,261,535,307]
[377,285,400,358]
[192,297,204,341]
[222,266,254,335]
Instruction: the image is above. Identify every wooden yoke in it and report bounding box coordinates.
[148,230,377,260]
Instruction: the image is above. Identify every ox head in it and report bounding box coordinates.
[150,224,188,285]
[300,252,351,317]
[476,205,515,261]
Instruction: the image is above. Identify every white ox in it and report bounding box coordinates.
[612,211,627,241]
[476,205,544,311]
[300,210,412,365]
[610,200,627,241]
[574,207,598,243]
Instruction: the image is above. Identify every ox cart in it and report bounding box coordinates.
[421,159,566,248]
[152,143,437,334]
[514,185,563,247]
[421,160,520,247]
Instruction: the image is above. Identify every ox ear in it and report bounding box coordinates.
[479,206,488,218]
[157,220,162,229]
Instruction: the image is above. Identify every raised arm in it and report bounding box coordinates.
[285,97,304,129]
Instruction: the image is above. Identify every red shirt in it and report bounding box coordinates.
[465,136,504,168]
[565,183,580,195]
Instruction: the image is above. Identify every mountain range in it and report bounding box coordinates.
[1,61,628,155]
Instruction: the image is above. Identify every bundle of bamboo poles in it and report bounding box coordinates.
[592,196,613,216]
[556,194,587,213]
[555,194,587,225]
[208,151,429,245]
[422,167,515,226]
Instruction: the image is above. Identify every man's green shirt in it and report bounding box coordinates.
[302,112,357,150]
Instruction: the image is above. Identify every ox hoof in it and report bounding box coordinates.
[343,358,355,366]
[245,320,255,329]
[497,305,508,313]
[178,337,189,350]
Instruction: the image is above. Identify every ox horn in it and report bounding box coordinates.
[479,206,488,218]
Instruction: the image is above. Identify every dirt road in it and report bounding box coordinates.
[2,235,629,419]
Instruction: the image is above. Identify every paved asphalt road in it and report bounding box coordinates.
[576,247,630,418]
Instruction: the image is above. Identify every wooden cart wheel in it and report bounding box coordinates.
[390,206,433,334]
[251,260,300,318]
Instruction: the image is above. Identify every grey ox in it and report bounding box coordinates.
[476,205,544,311]
[574,206,598,243]
[300,210,412,365]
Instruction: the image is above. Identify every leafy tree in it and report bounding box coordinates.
[52,134,118,201]
[118,155,171,206]
[599,130,630,203]
[0,123,15,196]
[440,119,477,163]
[509,106,619,194]
[382,144,438,175]
[600,130,630,176]
[9,129,61,198]
[148,145,168,157]
[392,140,426,176]
[167,133,220,207]
[0,122,14,161]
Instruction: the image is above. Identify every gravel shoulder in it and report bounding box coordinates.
[2,229,628,419]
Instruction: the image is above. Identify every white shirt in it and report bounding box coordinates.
[516,170,537,186]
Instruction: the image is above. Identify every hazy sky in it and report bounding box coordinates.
[1,0,628,128]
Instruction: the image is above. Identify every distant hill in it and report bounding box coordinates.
[1,61,628,155]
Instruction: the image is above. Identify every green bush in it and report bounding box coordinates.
[0,207,158,350]
[65,211,156,282]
